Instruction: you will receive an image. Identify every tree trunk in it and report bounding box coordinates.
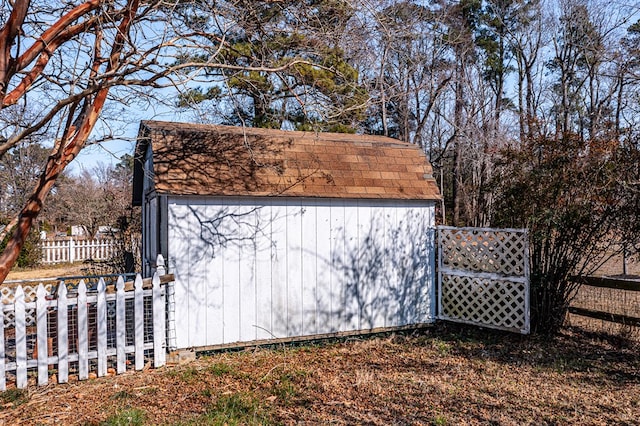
[452,63,464,226]
[0,0,139,283]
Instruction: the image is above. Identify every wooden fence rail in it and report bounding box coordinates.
[0,266,170,390]
[572,275,640,292]
[569,275,640,327]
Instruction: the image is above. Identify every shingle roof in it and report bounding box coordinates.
[133,121,441,203]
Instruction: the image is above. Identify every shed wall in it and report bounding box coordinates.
[167,196,436,349]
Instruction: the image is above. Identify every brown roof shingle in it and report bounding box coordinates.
[134,121,441,201]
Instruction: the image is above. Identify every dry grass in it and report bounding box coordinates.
[5,263,87,281]
[593,251,640,278]
[0,323,638,425]
[1,261,638,424]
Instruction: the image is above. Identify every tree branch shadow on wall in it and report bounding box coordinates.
[270,210,435,337]
[168,200,435,346]
[321,213,434,332]
[166,203,274,346]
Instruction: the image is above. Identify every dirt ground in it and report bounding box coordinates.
[0,323,638,425]
[1,259,638,425]
[595,251,640,277]
[5,263,88,282]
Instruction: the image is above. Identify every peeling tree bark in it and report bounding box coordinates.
[0,0,140,283]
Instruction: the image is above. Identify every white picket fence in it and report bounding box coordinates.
[0,257,169,390]
[41,238,118,264]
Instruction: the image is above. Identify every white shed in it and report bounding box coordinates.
[133,121,441,350]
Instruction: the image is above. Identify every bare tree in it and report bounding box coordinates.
[0,142,50,219]
[56,168,114,239]
[361,1,452,145]
[0,0,337,282]
[0,0,155,281]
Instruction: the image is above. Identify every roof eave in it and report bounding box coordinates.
[131,122,153,206]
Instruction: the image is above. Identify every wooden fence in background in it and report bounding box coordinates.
[40,238,119,264]
[569,276,640,328]
[0,256,171,390]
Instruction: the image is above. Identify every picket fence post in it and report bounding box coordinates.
[158,254,177,352]
[153,255,166,367]
[14,286,27,388]
[78,280,89,380]
[134,274,144,370]
[156,254,166,276]
[96,278,107,377]
[36,284,48,386]
[116,276,126,374]
[68,238,75,263]
[57,283,69,383]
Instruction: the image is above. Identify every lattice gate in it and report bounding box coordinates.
[437,226,530,334]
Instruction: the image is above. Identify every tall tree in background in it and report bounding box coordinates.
[0,0,351,283]
[354,0,639,226]
[444,0,480,226]
[610,18,640,143]
[362,1,451,145]
[507,0,545,141]
[547,0,597,136]
[176,0,367,132]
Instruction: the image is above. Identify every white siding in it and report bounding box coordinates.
[330,199,345,332]
[168,196,436,349]
[255,200,273,340]
[301,203,317,336]
[270,202,287,338]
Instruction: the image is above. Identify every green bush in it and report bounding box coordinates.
[0,225,41,269]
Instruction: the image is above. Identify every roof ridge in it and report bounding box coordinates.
[134,121,441,202]
[140,120,418,148]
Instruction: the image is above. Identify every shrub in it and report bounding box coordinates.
[0,224,41,269]
[491,134,640,334]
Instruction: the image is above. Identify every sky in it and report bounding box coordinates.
[71,98,194,174]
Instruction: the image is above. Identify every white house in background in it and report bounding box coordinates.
[133,121,441,350]
[70,225,85,237]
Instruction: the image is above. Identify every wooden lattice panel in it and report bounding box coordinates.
[438,226,530,334]
[1,284,54,304]
[2,284,54,328]
[2,308,37,328]
[439,227,527,277]
[3,310,15,328]
[440,275,527,330]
